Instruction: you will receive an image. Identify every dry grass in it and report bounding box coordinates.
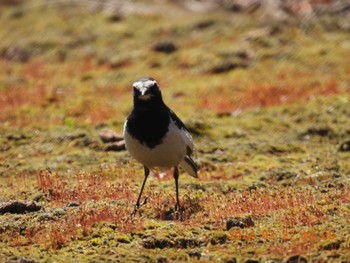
[1,1,350,261]
[1,169,337,249]
[199,75,345,113]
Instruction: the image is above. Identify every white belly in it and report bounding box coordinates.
[124,120,187,169]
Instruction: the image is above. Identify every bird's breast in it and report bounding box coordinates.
[124,120,188,169]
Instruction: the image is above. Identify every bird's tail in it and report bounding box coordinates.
[180,156,199,178]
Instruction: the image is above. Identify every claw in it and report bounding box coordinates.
[174,202,181,212]
[173,203,184,221]
[130,196,149,217]
[140,196,148,206]
[130,205,138,217]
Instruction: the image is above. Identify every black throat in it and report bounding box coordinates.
[126,98,170,148]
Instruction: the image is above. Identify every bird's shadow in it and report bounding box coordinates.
[156,194,202,221]
[126,194,202,222]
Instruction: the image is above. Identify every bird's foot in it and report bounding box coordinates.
[130,197,149,217]
[174,202,182,212]
[130,205,138,217]
[173,202,184,221]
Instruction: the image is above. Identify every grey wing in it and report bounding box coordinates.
[168,108,195,155]
[168,108,199,177]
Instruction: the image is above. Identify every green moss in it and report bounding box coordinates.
[143,219,164,230]
[1,1,350,262]
[90,238,103,246]
[210,231,228,245]
[116,234,131,244]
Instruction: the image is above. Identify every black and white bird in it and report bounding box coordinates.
[124,77,199,215]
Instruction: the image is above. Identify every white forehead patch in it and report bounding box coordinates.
[133,79,157,91]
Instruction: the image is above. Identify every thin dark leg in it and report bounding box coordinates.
[173,166,181,211]
[131,166,150,216]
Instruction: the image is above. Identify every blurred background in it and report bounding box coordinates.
[1,0,349,123]
[0,0,349,173]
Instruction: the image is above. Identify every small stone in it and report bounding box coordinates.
[104,141,126,152]
[194,20,215,29]
[6,133,27,141]
[227,216,254,230]
[299,127,333,140]
[338,140,350,152]
[152,42,177,54]
[285,255,308,263]
[33,194,46,202]
[37,212,54,221]
[53,208,65,216]
[319,240,341,250]
[210,231,227,245]
[108,13,123,23]
[211,61,248,74]
[91,238,102,246]
[99,129,123,143]
[187,251,201,259]
[142,237,172,249]
[4,46,30,63]
[5,257,39,263]
[0,201,42,215]
[67,201,81,207]
[157,257,168,263]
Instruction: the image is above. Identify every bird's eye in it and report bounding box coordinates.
[133,87,140,94]
[149,84,158,93]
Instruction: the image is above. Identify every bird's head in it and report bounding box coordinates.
[132,77,163,108]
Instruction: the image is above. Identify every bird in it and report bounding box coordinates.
[123,77,199,216]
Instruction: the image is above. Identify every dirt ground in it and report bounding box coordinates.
[0,1,349,262]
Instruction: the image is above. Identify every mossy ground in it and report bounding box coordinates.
[0,1,349,262]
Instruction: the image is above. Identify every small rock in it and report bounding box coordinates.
[108,13,123,23]
[58,133,87,142]
[187,251,201,259]
[33,194,46,202]
[5,257,39,263]
[210,231,227,245]
[299,127,333,140]
[152,42,177,53]
[265,170,298,182]
[99,129,123,143]
[0,201,42,215]
[3,46,30,63]
[37,212,54,221]
[248,182,266,190]
[142,237,172,249]
[67,201,81,207]
[285,255,308,263]
[211,61,248,74]
[53,208,65,216]
[227,216,254,230]
[91,238,102,246]
[116,234,131,244]
[185,119,210,136]
[319,240,341,250]
[104,141,126,152]
[0,0,24,6]
[157,257,168,263]
[174,237,202,248]
[338,140,350,152]
[6,133,27,141]
[194,19,215,29]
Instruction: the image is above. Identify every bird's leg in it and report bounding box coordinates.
[131,166,150,216]
[173,166,181,211]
